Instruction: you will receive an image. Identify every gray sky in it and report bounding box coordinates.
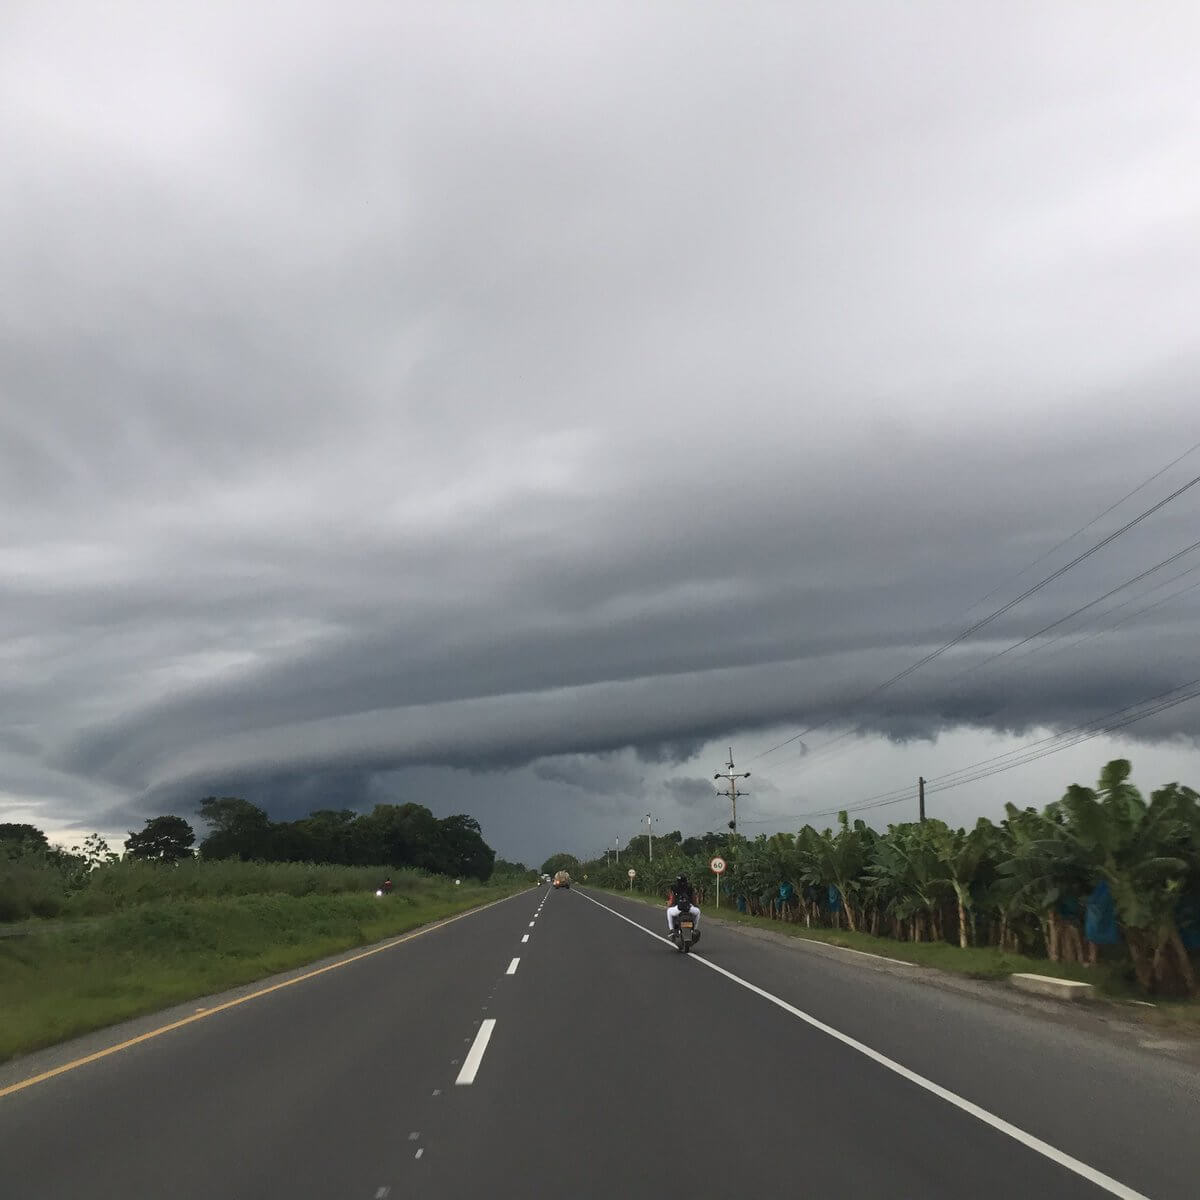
[3,2,1199,866]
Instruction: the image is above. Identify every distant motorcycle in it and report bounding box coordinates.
[670,901,699,954]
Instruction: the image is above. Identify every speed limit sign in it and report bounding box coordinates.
[710,856,726,874]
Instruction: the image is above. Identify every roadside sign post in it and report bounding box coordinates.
[710,856,726,908]
[628,867,636,892]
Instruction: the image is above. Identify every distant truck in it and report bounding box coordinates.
[552,870,572,889]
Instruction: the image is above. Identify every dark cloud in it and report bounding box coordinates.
[662,777,718,810]
[3,3,1199,862]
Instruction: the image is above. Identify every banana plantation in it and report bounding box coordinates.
[578,760,1200,997]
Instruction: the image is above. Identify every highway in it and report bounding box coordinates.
[2,884,1198,1199]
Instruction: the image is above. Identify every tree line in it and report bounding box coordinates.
[190,797,498,879]
[567,760,1200,997]
[1,797,506,895]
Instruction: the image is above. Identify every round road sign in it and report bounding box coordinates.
[710,856,727,875]
[627,868,637,878]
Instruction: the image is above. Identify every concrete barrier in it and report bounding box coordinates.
[1010,972,1095,1002]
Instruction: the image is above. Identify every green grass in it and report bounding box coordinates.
[0,882,525,1063]
[0,858,471,923]
[62,859,438,913]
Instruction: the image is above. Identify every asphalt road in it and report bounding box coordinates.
[2,885,1198,1199]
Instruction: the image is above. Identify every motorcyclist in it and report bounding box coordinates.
[381,877,393,895]
[666,874,700,942]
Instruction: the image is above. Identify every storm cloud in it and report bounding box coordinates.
[3,2,1199,862]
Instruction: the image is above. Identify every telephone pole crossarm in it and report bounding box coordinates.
[713,747,751,837]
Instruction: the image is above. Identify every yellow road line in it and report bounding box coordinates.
[0,889,530,1101]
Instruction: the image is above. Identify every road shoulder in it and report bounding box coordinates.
[588,887,1200,1065]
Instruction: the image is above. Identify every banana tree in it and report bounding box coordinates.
[797,813,868,931]
[867,822,945,941]
[930,818,1000,949]
[995,801,1090,961]
[1059,762,1197,996]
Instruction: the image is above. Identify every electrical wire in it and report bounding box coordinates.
[764,556,1200,780]
[748,459,1200,764]
[738,677,1200,826]
[938,535,1200,687]
[961,437,1200,615]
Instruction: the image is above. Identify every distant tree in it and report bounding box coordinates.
[0,824,49,855]
[353,803,438,868]
[436,814,495,881]
[492,858,531,878]
[82,833,120,869]
[541,853,581,877]
[291,809,358,864]
[190,794,501,879]
[197,797,271,860]
[125,816,196,862]
[681,832,728,857]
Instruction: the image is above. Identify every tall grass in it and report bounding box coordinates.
[64,859,432,914]
[0,858,438,923]
[0,860,69,921]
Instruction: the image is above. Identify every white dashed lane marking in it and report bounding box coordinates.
[455,1020,497,1086]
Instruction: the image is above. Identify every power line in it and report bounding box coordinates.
[781,557,1200,784]
[750,467,1200,763]
[738,677,1200,826]
[961,437,1200,615]
[991,559,1200,673]
[762,537,1200,783]
[1029,571,1200,665]
[925,681,1200,796]
[939,535,1200,687]
[919,678,1197,790]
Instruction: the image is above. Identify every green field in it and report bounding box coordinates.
[1,875,525,1062]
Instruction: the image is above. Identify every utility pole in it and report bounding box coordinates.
[919,776,926,823]
[714,747,750,843]
[646,812,655,862]
[615,837,620,864]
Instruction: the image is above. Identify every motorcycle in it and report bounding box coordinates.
[670,900,699,954]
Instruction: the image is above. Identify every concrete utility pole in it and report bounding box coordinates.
[645,812,656,862]
[615,837,620,864]
[919,776,926,823]
[714,747,751,840]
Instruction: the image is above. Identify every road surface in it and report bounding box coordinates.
[2,885,1198,1199]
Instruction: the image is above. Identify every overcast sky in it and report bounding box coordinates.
[3,2,1199,866]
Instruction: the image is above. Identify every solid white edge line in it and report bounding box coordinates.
[573,889,1148,1200]
[455,1019,497,1085]
[506,958,520,975]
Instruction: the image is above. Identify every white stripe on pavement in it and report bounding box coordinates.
[455,1020,497,1086]
[506,958,520,975]
[521,934,529,943]
[573,889,1149,1200]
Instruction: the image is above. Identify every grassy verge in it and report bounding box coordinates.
[0,883,524,1062]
